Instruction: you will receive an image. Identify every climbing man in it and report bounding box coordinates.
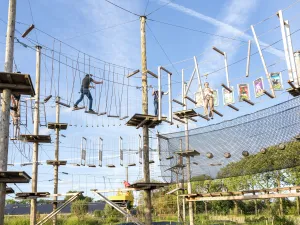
[152,87,168,116]
[203,82,214,119]
[74,74,103,113]
[124,180,131,188]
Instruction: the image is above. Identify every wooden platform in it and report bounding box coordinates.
[165,164,186,172]
[0,72,35,96]
[47,123,68,130]
[182,185,300,202]
[19,134,51,143]
[126,114,167,129]
[173,109,198,119]
[6,187,14,194]
[46,160,67,166]
[128,163,136,167]
[0,171,31,183]
[175,150,200,157]
[128,182,169,191]
[15,192,50,199]
[287,87,300,97]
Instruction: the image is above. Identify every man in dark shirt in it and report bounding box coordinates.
[152,87,168,116]
[74,74,103,112]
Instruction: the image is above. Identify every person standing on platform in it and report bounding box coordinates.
[152,87,168,116]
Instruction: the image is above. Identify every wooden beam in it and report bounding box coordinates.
[147,70,158,78]
[288,80,296,89]
[187,192,300,201]
[227,104,239,111]
[136,118,148,129]
[0,83,31,89]
[197,114,210,121]
[173,117,185,124]
[212,109,223,117]
[263,90,275,98]
[127,69,140,78]
[188,117,197,122]
[184,96,197,104]
[221,83,232,92]
[21,24,35,38]
[172,99,185,106]
[242,99,255,106]
[160,66,172,75]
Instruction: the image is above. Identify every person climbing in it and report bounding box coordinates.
[152,87,169,116]
[74,74,103,112]
[124,180,131,188]
[203,82,214,119]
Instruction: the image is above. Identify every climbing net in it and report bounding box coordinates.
[159,96,300,183]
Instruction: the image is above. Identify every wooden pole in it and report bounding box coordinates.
[140,15,152,225]
[0,1,16,223]
[251,25,275,97]
[52,96,60,225]
[30,45,42,225]
[183,81,194,225]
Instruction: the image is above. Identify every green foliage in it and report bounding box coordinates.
[71,200,89,219]
[101,204,123,223]
[210,200,234,214]
[217,141,300,178]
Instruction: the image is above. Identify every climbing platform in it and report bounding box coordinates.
[47,123,68,130]
[287,87,300,97]
[173,109,198,119]
[72,106,85,111]
[19,134,51,143]
[0,72,35,96]
[0,171,31,183]
[182,185,300,202]
[165,164,186,172]
[6,187,14,194]
[175,150,200,157]
[46,160,67,166]
[128,163,136,167]
[87,164,96,168]
[85,111,98,115]
[127,182,169,191]
[16,192,50,200]
[126,113,166,129]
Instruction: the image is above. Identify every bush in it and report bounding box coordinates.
[71,199,89,220]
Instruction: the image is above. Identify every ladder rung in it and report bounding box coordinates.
[172,99,185,106]
[221,83,232,92]
[263,90,275,98]
[184,96,197,104]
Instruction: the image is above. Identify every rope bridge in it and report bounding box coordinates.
[159,97,300,183]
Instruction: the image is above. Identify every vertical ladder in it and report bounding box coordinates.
[39,102,47,127]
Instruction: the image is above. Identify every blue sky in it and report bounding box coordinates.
[1,0,300,201]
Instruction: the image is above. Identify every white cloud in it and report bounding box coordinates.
[158,0,284,60]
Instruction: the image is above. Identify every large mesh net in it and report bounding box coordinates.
[159,97,300,183]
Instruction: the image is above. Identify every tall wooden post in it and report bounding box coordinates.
[53,96,60,225]
[30,45,42,225]
[183,81,194,225]
[126,166,129,182]
[0,1,16,223]
[140,15,152,225]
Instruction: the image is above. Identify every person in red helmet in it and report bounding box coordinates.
[123,180,130,188]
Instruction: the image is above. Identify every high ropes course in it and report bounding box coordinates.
[2,0,300,225]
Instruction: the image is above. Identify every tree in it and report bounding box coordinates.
[71,199,89,220]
